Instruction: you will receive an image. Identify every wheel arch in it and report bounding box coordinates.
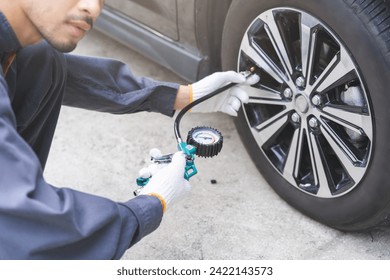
[194,0,233,78]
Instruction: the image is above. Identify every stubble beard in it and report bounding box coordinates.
[33,15,93,53]
[47,39,78,53]
[38,28,78,53]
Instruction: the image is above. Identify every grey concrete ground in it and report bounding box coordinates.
[44,30,390,260]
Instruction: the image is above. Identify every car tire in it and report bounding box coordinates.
[221,0,390,231]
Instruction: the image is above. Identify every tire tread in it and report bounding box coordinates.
[345,0,390,58]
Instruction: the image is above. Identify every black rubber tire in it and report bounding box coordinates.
[221,0,390,231]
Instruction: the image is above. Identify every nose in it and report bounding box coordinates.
[78,0,103,20]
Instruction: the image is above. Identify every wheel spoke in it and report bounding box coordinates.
[249,98,290,106]
[252,113,290,144]
[308,131,332,197]
[246,86,282,100]
[320,106,372,140]
[246,87,292,106]
[259,10,294,77]
[241,32,288,84]
[283,127,302,184]
[320,123,365,181]
[312,47,355,93]
[319,119,357,162]
[300,13,320,82]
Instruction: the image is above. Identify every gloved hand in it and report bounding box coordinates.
[138,151,191,213]
[138,148,167,178]
[190,71,260,116]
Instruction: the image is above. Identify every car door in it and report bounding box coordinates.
[104,0,179,41]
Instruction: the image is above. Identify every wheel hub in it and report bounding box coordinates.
[295,95,309,114]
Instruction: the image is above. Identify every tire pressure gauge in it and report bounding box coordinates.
[187,126,223,158]
[135,67,256,191]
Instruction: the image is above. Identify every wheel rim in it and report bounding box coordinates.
[238,8,373,198]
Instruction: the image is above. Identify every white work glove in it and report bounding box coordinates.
[138,148,166,177]
[138,151,191,213]
[190,71,260,116]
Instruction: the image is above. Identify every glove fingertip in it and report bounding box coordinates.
[226,71,246,83]
[149,148,163,158]
[245,74,260,85]
[139,167,151,178]
[230,98,242,111]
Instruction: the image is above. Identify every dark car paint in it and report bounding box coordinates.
[96,0,233,82]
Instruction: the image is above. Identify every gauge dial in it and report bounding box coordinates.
[187,126,223,158]
[192,130,221,145]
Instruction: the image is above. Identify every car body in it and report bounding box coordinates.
[96,0,230,82]
[96,0,390,232]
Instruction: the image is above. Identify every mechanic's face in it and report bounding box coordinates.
[23,0,104,52]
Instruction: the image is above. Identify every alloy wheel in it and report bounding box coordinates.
[238,8,373,198]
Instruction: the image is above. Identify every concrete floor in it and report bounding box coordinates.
[44,30,390,260]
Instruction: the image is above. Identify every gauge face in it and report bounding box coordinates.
[187,126,224,158]
[192,129,221,145]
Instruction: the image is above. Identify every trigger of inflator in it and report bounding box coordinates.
[178,141,198,180]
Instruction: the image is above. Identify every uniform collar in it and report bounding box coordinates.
[0,12,21,53]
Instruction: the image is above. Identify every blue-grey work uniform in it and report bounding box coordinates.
[0,12,180,259]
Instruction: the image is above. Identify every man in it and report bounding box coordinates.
[0,0,259,259]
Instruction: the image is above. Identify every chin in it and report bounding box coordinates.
[47,40,78,53]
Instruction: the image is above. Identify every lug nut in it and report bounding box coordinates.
[295,76,305,88]
[291,113,300,123]
[309,117,319,128]
[283,88,293,99]
[311,95,321,106]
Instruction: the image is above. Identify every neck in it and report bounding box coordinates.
[0,1,42,47]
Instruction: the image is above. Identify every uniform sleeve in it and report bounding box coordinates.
[0,76,163,260]
[63,54,180,117]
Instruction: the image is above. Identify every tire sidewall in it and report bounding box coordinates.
[222,0,390,230]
